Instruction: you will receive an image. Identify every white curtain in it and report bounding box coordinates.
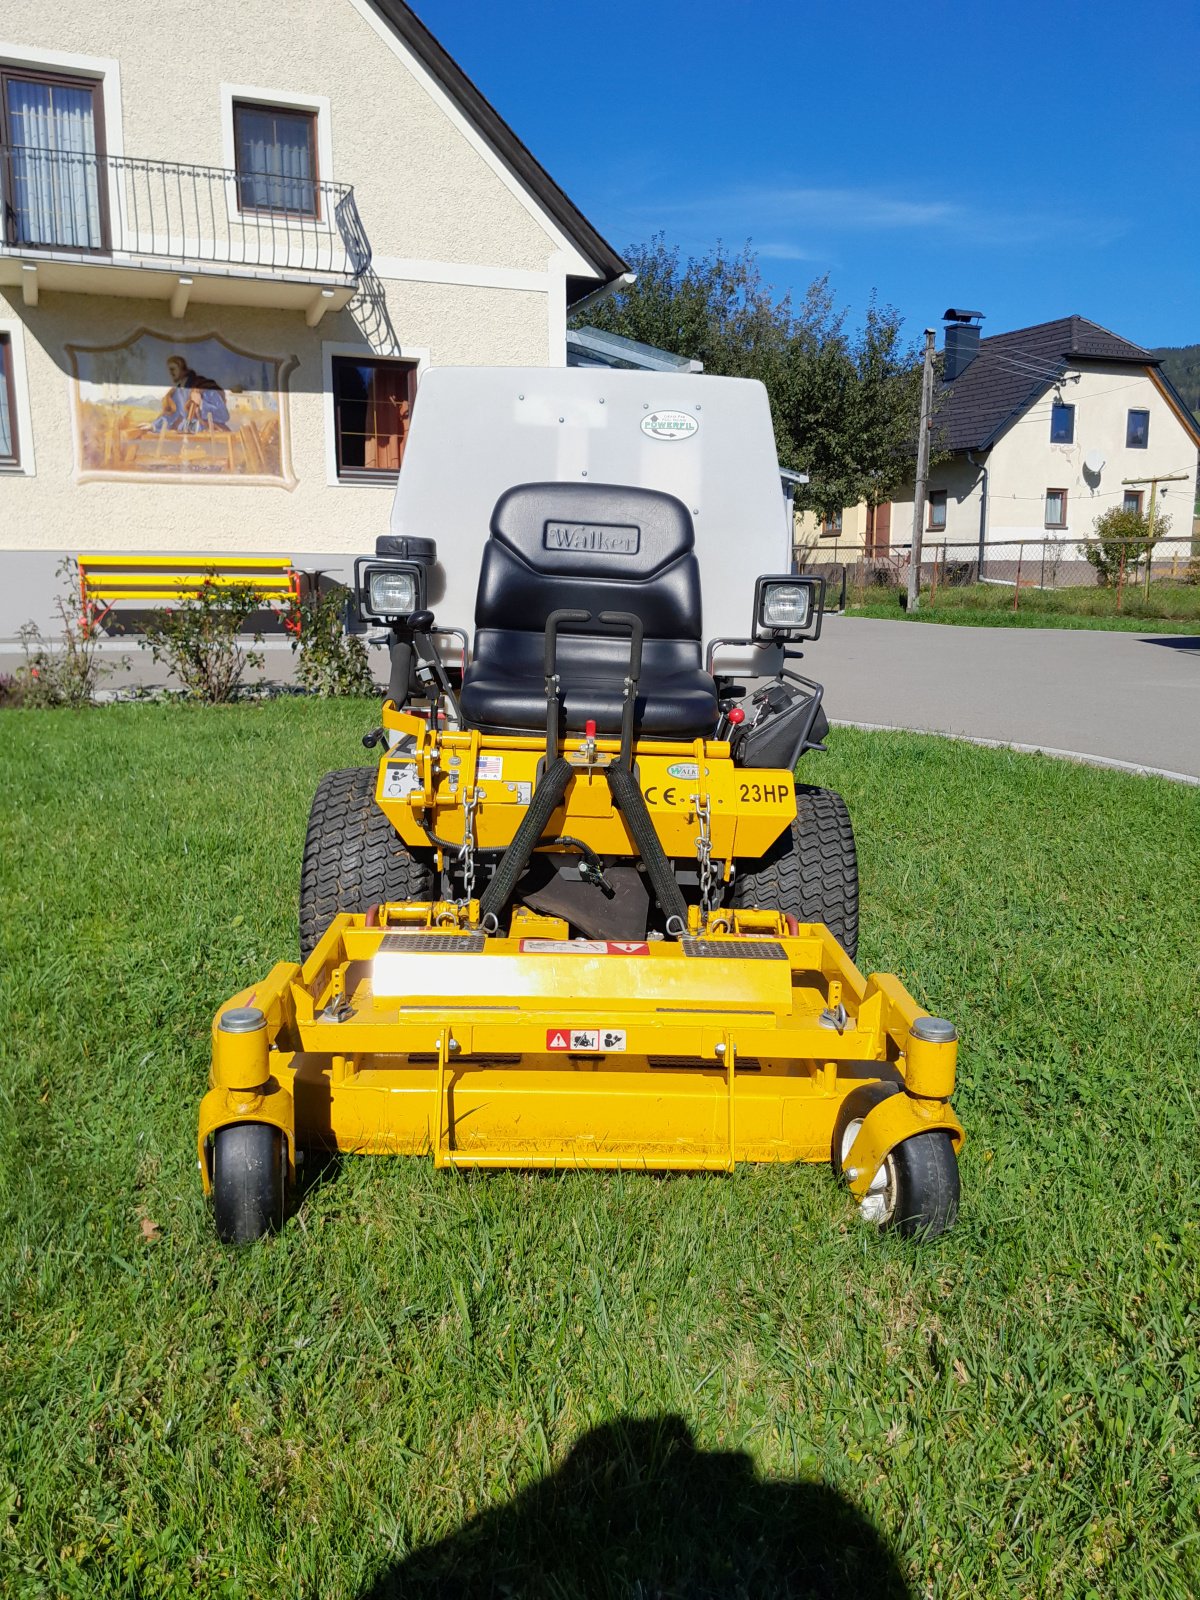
[236,109,314,214]
[5,78,101,248]
[0,343,12,460]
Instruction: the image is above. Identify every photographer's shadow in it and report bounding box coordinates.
[362,1413,911,1598]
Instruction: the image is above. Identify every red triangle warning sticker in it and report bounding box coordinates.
[547,1030,570,1050]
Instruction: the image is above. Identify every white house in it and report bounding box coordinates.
[0,0,628,638]
[799,312,1200,573]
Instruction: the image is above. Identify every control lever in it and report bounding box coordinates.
[362,726,386,749]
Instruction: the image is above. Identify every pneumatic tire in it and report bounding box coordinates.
[832,1082,960,1241]
[299,766,435,960]
[731,784,859,959]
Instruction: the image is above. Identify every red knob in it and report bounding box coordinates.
[728,707,746,725]
[585,719,597,737]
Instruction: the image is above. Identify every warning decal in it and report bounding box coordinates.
[546,1028,627,1052]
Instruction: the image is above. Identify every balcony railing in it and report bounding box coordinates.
[0,145,371,282]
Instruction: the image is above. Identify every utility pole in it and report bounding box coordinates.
[907,328,937,613]
[1121,470,1189,596]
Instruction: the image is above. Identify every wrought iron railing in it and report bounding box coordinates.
[0,145,371,279]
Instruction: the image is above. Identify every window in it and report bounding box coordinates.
[1126,409,1150,449]
[1123,489,1144,516]
[331,356,417,479]
[927,490,947,531]
[0,334,19,467]
[1044,488,1067,529]
[820,508,843,538]
[1050,402,1075,444]
[233,101,318,216]
[0,68,105,249]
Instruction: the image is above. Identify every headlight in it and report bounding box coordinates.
[760,582,812,630]
[354,558,426,621]
[368,568,417,615]
[753,574,824,641]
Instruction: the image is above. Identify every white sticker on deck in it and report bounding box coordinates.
[521,940,650,955]
[381,761,421,799]
[477,755,504,780]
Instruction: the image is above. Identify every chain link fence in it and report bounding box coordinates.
[798,532,1200,614]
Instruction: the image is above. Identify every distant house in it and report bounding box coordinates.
[798,311,1200,572]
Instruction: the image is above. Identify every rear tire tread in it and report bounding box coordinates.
[732,783,859,959]
[299,766,435,959]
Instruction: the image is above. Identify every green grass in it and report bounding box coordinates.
[2,701,1198,1598]
[846,580,1200,632]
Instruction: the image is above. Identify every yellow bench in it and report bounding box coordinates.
[77,554,300,634]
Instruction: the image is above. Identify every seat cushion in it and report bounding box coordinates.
[461,629,718,737]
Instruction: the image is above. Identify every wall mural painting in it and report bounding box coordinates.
[67,329,297,486]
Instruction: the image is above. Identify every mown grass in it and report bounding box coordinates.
[2,701,1198,1598]
[846,580,1200,632]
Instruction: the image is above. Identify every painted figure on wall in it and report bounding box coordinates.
[68,330,297,486]
[139,354,232,436]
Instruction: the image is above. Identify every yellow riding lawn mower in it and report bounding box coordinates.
[198,368,962,1243]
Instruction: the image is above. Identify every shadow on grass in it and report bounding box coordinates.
[361,1414,911,1599]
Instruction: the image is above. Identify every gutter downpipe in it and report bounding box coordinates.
[567,270,636,321]
[967,449,989,580]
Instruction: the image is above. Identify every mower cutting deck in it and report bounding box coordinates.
[198,367,963,1243]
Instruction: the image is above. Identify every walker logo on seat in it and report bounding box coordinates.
[640,409,699,441]
[544,522,640,554]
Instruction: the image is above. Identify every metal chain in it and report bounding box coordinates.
[693,792,714,916]
[459,789,479,905]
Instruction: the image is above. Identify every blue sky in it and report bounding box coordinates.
[419,0,1199,351]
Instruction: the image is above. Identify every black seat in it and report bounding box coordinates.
[460,482,719,737]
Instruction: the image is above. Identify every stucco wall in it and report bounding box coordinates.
[0,282,551,561]
[0,0,607,636]
[0,0,565,272]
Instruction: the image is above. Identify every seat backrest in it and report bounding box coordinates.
[475,482,702,641]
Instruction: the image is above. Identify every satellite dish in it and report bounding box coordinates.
[1084,451,1105,475]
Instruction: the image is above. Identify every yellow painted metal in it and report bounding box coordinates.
[374,721,795,860]
[843,1091,964,1199]
[903,1028,958,1100]
[198,911,962,1181]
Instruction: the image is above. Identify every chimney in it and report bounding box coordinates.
[942,308,984,382]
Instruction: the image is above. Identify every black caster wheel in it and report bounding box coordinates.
[832,1083,959,1240]
[211,1122,287,1244]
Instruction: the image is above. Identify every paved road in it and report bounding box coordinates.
[812,616,1200,782]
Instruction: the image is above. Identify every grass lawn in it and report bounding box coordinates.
[2,701,1198,1598]
[846,581,1200,632]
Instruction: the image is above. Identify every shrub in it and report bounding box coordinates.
[139,579,268,703]
[284,584,377,697]
[1081,506,1171,587]
[6,558,110,708]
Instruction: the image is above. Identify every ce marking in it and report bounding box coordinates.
[643,785,678,805]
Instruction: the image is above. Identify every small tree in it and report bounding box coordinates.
[284,585,377,697]
[7,558,111,708]
[1082,505,1171,587]
[140,579,268,702]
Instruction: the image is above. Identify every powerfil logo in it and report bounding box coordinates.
[544,522,640,554]
[640,409,699,441]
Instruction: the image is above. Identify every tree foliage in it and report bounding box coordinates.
[1082,505,1172,587]
[576,236,923,516]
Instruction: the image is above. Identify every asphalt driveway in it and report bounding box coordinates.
[813,616,1200,782]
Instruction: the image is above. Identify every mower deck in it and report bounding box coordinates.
[199,909,961,1190]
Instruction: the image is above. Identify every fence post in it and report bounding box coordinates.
[1116,547,1126,614]
[1013,547,1023,612]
